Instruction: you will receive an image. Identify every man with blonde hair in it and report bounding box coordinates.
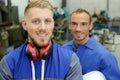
[0,0,83,80]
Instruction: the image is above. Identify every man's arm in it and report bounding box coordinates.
[65,53,83,80]
[101,53,120,80]
[0,56,13,80]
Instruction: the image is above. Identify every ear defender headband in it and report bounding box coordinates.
[26,42,53,60]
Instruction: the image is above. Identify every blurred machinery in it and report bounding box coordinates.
[52,6,69,45]
[0,27,9,59]
[92,10,109,30]
[0,0,19,25]
[92,28,118,51]
[108,17,120,34]
[0,0,26,59]
[92,11,120,51]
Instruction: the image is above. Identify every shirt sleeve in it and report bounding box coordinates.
[100,53,120,80]
[0,56,13,80]
[65,52,83,80]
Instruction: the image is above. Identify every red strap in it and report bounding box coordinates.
[28,44,37,60]
[40,42,50,59]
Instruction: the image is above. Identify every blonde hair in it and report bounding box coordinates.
[24,0,54,16]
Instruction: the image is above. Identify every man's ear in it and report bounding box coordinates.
[22,20,27,31]
[89,22,93,30]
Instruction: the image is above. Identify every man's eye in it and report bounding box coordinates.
[81,23,88,26]
[45,19,51,24]
[32,20,40,24]
[71,22,77,26]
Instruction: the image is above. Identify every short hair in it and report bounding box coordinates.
[24,0,54,16]
[70,8,92,23]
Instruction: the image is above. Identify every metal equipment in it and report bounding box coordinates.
[53,7,69,45]
[0,0,20,60]
[0,0,19,27]
[108,17,120,34]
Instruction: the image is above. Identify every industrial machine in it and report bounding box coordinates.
[52,6,69,45]
[108,17,120,34]
[92,10,120,52]
[0,0,19,25]
[0,0,24,60]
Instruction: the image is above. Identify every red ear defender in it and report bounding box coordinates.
[39,42,51,59]
[26,42,53,60]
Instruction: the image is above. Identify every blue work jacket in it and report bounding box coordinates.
[0,42,83,80]
[63,34,120,80]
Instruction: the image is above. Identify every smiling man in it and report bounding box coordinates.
[0,0,83,80]
[63,8,120,80]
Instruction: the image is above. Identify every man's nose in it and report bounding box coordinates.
[38,21,46,30]
[76,24,82,30]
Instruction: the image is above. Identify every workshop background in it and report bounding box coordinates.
[0,0,120,67]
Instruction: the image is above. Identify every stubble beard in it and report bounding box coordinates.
[28,35,51,47]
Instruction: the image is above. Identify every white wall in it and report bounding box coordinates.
[49,0,62,7]
[67,0,120,19]
[109,0,120,19]
[67,0,106,14]
[7,0,120,21]
[10,0,62,22]
[11,0,28,21]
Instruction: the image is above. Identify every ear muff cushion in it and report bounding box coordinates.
[26,42,53,60]
[27,43,38,60]
[41,42,53,60]
[40,42,51,59]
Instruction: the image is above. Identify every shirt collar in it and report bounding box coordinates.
[83,34,96,50]
[70,34,96,50]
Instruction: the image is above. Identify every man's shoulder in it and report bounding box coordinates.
[63,40,73,46]
[5,43,26,61]
[53,42,74,57]
[54,42,73,52]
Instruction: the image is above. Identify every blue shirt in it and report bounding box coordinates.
[0,42,83,80]
[63,34,120,80]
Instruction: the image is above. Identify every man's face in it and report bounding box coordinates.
[22,8,54,47]
[69,12,93,44]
